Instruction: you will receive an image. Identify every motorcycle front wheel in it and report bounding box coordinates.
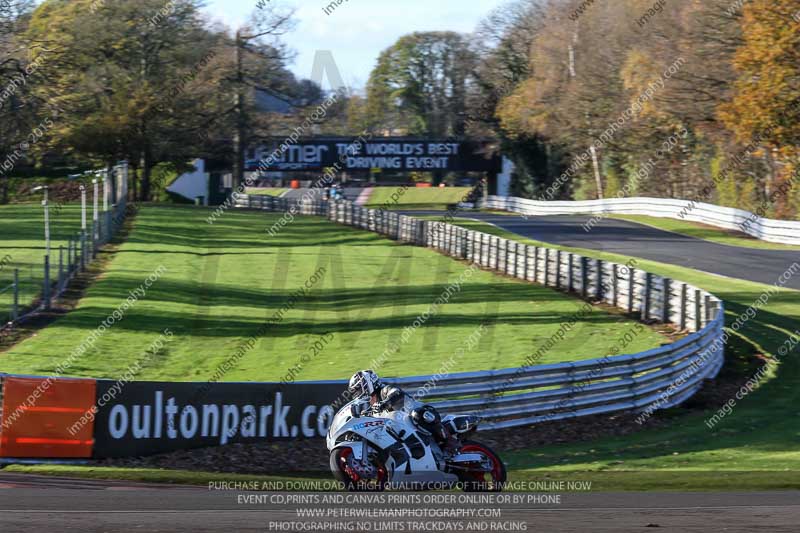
[457,441,507,492]
[330,446,388,492]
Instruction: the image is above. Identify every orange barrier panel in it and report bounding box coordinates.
[415,183,432,188]
[0,376,96,458]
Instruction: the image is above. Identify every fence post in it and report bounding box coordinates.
[642,272,652,321]
[43,254,51,310]
[91,222,97,259]
[59,245,64,293]
[106,208,113,243]
[12,268,19,321]
[84,230,90,270]
[662,278,671,323]
[76,232,81,272]
[533,247,538,283]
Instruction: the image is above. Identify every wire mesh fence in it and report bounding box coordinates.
[0,163,130,329]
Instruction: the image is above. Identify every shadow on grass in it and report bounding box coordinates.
[80,276,571,310]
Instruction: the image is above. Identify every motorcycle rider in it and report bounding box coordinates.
[348,370,459,453]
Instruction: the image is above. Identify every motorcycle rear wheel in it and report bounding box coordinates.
[330,446,388,492]
[457,440,507,492]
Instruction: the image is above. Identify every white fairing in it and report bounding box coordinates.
[327,399,459,485]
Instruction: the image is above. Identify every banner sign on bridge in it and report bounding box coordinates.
[245,138,501,173]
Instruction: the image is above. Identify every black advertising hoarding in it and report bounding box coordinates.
[245,138,501,173]
[92,380,346,458]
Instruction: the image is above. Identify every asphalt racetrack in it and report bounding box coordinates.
[1,474,799,532]
[409,211,800,289]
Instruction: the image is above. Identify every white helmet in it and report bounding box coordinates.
[349,370,381,399]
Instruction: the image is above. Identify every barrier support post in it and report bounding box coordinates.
[628,268,636,314]
[642,272,652,321]
[611,264,619,307]
[568,254,574,293]
[596,259,604,301]
[581,256,588,297]
[694,289,702,331]
[555,251,561,289]
[679,283,688,330]
[544,249,550,286]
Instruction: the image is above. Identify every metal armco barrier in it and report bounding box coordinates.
[0,194,726,459]
[234,194,725,431]
[480,194,800,246]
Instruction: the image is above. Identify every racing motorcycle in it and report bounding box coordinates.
[326,398,506,492]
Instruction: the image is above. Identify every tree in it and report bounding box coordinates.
[0,0,39,203]
[24,0,219,200]
[366,31,478,184]
[367,32,477,138]
[227,4,295,189]
[720,0,800,164]
[474,1,553,199]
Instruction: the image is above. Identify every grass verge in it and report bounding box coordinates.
[0,204,86,319]
[609,214,800,251]
[0,206,664,380]
[366,187,473,210]
[245,188,288,197]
